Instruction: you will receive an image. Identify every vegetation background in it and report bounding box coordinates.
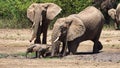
[0,0,119,29]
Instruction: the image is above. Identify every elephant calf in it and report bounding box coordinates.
[26,44,50,58]
[108,3,120,30]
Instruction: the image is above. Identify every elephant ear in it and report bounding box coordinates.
[27,3,38,22]
[108,9,116,19]
[66,16,86,41]
[46,3,62,20]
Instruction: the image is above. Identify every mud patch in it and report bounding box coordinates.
[64,52,120,63]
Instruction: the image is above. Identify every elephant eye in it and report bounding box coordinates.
[60,26,67,34]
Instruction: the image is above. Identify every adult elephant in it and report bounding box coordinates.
[92,0,117,24]
[108,3,120,29]
[51,6,105,57]
[27,3,62,44]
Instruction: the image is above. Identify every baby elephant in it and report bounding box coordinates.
[26,44,50,58]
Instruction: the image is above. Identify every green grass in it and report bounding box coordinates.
[12,52,35,58]
[0,53,9,58]
[103,22,115,30]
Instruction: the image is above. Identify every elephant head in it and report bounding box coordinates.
[101,0,117,12]
[92,0,117,10]
[108,8,116,20]
[108,3,120,29]
[51,15,86,56]
[27,3,62,42]
[92,0,117,24]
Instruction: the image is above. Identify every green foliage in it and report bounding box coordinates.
[0,0,34,28]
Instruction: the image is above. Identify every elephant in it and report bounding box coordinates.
[26,44,50,58]
[92,0,118,24]
[51,6,105,57]
[108,3,120,29]
[27,3,62,44]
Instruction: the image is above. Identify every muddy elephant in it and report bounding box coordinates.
[26,44,50,58]
[51,6,105,57]
[92,0,118,24]
[27,3,62,44]
[108,3,120,29]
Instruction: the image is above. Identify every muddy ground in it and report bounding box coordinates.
[0,29,120,68]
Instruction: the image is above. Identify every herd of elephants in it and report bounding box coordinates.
[26,0,120,58]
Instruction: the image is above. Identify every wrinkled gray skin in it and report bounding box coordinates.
[51,6,105,57]
[108,3,120,30]
[92,0,117,24]
[27,3,62,44]
[26,44,50,58]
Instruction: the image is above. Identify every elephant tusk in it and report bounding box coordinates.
[54,36,59,43]
[31,22,35,30]
[40,22,42,26]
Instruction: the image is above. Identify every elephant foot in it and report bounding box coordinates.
[34,39,41,44]
[93,49,100,53]
[31,56,38,59]
[58,52,67,57]
[58,53,63,57]
[93,41,103,53]
[67,52,74,55]
[115,28,120,30]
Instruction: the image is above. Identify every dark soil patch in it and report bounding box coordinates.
[64,52,120,63]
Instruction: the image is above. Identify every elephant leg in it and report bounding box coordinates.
[34,24,42,44]
[103,12,110,24]
[114,22,117,29]
[115,23,119,30]
[105,15,110,24]
[93,41,103,53]
[92,32,103,53]
[34,51,39,58]
[60,42,66,55]
[62,43,68,56]
[92,25,103,53]
[42,19,50,44]
[42,29,47,44]
[38,52,41,58]
[34,35,41,44]
[59,41,68,57]
[68,42,79,55]
[114,19,119,30]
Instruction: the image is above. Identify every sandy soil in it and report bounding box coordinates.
[0,29,120,68]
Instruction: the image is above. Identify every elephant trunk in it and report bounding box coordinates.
[30,6,43,42]
[51,41,60,57]
[51,26,61,57]
[30,21,42,42]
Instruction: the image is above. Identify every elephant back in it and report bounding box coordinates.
[77,6,104,28]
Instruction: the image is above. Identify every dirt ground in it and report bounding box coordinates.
[0,29,120,68]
